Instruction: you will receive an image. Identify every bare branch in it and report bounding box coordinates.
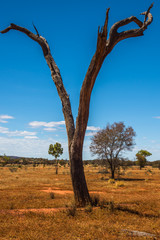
[72,8,111,149]
[107,3,153,53]
[1,23,75,144]
[142,2,154,23]
[32,22,40,37]
[73,4,153,150]
[1,26,12,33]
[1,23,40,44]
[97,8,110,52]
[103,8,110,38]
[109,16,143,37]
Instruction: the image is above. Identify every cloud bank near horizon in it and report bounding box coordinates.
[0,115,159,161]
[0,115,101,159]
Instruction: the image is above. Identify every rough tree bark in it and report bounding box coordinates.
[1,4,153,206]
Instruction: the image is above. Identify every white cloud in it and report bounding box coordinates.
[0,136,68,159]
[85,132,97,137]
[0,115,38,139]
[0,126,9,133]
[29,122,100,134]
[0,115,14,123]
[153,116,160,119]
[29,121,65,128]
[0,126,37,137]
[24,136,38,139]
[8,130,37,137]
[0,120,7,123]
[87,126,100,131]
[0,116,70,158]
[43,128,56,132]
[0,115,14,120]
[85,126,100,137]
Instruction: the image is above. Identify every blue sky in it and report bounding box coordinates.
[0,0,160,161]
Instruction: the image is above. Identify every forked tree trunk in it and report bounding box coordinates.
[1,4,153,206]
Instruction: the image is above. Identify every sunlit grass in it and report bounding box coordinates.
[0,165,160,239]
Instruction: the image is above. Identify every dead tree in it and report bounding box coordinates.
[1,4,153,206]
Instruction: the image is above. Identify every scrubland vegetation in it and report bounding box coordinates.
[0,163,160,239]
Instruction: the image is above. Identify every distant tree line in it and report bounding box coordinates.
[84,159,160,168]
[0,155,68,167]
[0,155,160,169]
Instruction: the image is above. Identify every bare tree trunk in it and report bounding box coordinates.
[1,4,153,206]
[69,145,90,206]
[55,159,58,175]
[111,169,115,179]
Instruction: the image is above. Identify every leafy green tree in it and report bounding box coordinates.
[136,150,152,170]
[48,143,63,174]
[3,154,10,165]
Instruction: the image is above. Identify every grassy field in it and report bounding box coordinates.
[0,164,160,239]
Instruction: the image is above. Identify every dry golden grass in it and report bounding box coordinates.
[0,165,160,239]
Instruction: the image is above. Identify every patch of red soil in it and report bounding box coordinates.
[0,207,66,215]
[109,188,125,192]
[0,202,134,216]
[41,187,73,194]
[41,187,105,195]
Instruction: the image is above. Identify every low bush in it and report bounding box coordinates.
[115,181,125,188]
[8,167,18,173]
[107,201,115,212]
[66,203,77,217]
[108,178,115,184]
[50,192,55,199]
[85,204,93,213]
[90,194,100,207]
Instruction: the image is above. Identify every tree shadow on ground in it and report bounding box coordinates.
[100,177,146,181]
[116,205,160,219]
[116,178,146,181]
